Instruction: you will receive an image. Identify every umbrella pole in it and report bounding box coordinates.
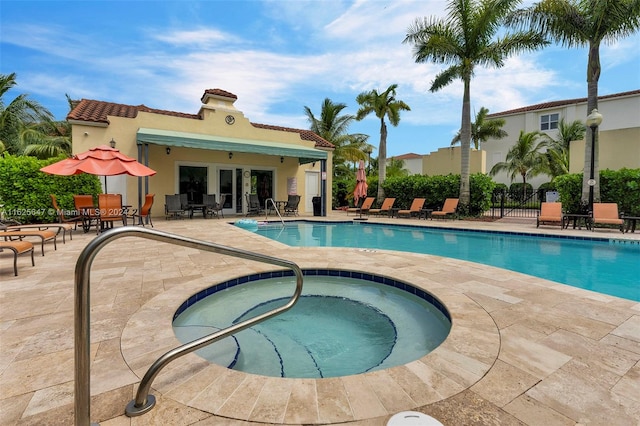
[353,198,368,221]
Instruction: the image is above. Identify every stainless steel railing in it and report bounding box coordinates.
[264,197,285,225]
[74,226,303,425]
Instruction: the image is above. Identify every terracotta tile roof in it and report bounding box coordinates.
[66,97,334,150]
[488,89,640,117]
[67,99,200,124]
[392,153,422,160]
[201,88,238,102]
[251,123,335,149]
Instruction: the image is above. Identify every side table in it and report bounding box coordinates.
[623,216,640,233]
[562,214,591,230]
[419,209,434,220]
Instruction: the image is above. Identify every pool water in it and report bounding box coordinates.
[253,222,640,301]
[173,275,451,378]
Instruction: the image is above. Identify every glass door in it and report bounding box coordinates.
[219,168,245,214]
[179,166,207,204]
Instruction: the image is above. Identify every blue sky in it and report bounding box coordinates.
[2,0,639,157]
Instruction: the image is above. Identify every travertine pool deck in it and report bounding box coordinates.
[1,213,639,425]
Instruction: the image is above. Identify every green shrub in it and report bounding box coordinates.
[380,173,492,216]
[554,168,640,215]
[0,154,102,224]
[508,182,534,203]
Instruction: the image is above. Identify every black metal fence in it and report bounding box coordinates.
[489,188,559,219]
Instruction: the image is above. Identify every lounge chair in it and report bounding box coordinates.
[0,240,35,276]
[97,193,125,232]
[592,203,624,232]
[431,198,459,220]
[369,198,396,216]
[284,195,301,216]
[165,194,186,220]
[397,198,426,218]
[0,225,57,256]
[5,222,74,243]
[347,197,374,216]
[129,193,154,226]
[537,202,563,228]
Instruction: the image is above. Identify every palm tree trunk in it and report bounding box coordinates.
[582,39,601,205]
[378,119,387,203]
[459,77,472,207]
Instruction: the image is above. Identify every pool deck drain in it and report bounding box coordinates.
[1,213,639,425]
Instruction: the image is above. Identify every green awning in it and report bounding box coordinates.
[137,128,327,164]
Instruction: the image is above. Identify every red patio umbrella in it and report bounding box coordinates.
[353,160,368,220]
[40,145,156,192]
[353,160,368,204]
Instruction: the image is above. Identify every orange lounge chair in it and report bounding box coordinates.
[369,198,396,216]
[537,202,563,228]
[0,228,57,256]
[431,198,459,220]
[592,203,624,232]
[0,240,35,276]
[5,222,74,243]
[347,197,374,216]
[397,198,426,218]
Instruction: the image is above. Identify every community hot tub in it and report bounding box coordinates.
[172,270,452,378]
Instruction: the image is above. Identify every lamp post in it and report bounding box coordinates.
[585,108,603,214]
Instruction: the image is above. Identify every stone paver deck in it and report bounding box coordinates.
[1,213,639,425]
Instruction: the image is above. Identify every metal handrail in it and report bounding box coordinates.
[74,226,304,425]
[264,197,285,225]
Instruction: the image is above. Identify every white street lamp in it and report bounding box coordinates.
[585,108,603,213]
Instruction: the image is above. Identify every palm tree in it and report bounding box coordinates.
[304,98,370,180]
[0,73,54,155]
[540,118,585,179]
[404,0,548,209]
[450,107,508,149]
[355,84,411,202]
[508,0,640,203]
[386,158,410,178]
[490,130,547,198]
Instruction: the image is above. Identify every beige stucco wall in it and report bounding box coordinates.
[569,128,640,173]
[422,147,486,176]
[483,91,640,187]
[70,102,332,216]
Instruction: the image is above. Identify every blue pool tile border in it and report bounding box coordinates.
[249,219,640,246]
[173,269,451,323]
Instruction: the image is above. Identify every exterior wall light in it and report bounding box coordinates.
[166,147,171,155]
[280,156,284,163]
[109,138,116,148]
[229,152,233,159]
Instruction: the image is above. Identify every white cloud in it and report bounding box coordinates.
[153,28,240,45]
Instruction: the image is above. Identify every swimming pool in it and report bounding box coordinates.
[253,221,640,302]
[173,272,451,378]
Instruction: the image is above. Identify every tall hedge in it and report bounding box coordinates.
[0,155,102,224]
[554,168,639,216]
[381,173,494,216]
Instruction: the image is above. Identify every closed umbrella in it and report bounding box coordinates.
[40,145,156,192]
[353,160,368,221]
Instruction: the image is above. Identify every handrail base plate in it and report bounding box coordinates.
[125,394,156,417]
